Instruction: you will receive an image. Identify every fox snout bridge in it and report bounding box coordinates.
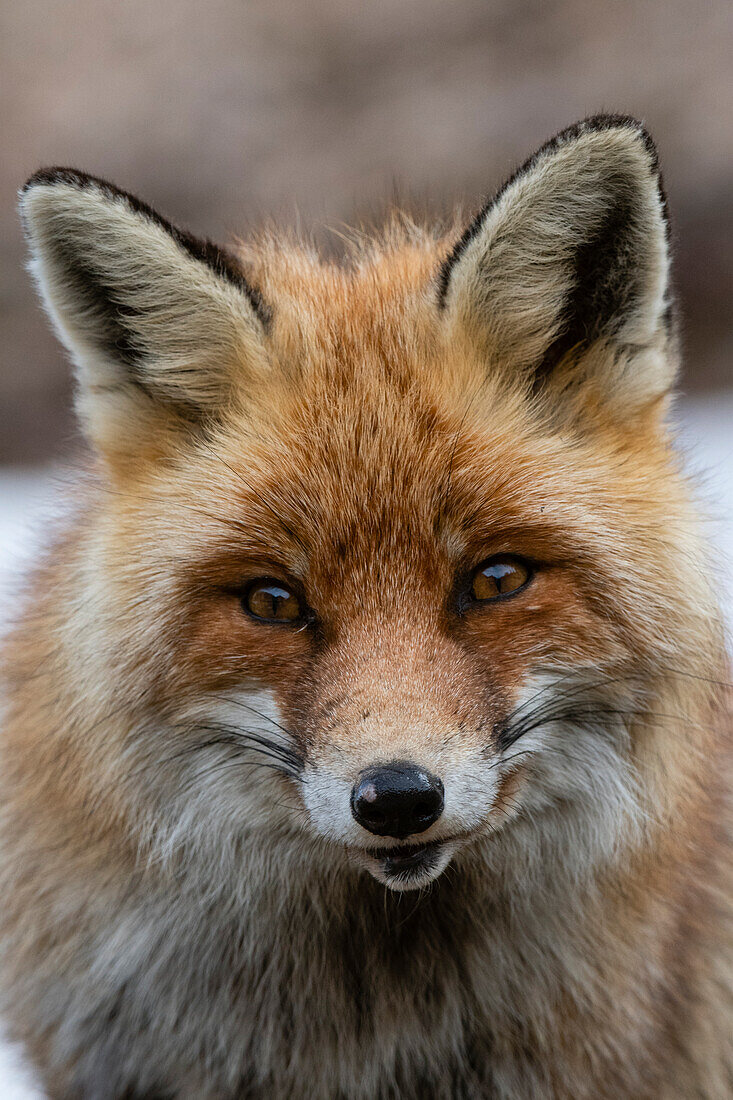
[350,763,444,838]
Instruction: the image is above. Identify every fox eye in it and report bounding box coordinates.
[470,557,531,601]
[244,580,303,623]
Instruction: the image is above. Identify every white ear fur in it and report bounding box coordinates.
[439,116,675,410]
[20,169,269,456]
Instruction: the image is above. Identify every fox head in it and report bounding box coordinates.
[19,117,722,893]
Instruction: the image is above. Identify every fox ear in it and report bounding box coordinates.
[438,116,675,411]
[20,169,269,459]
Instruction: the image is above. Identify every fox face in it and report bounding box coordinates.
[20,117,716,896]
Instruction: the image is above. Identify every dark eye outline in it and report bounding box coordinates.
[465,555,534,607]
[240,577,309,625]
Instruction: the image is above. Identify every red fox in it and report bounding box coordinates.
[1,115,730,1098]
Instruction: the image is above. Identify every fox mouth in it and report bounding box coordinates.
[370,839,441,872]
[356,838,458,891]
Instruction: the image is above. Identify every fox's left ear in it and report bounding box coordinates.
[20,169,270,463]
[439,116,675,411]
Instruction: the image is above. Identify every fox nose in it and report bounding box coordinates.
[350,763,444,839]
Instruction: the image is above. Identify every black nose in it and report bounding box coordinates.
[350,763,444,839]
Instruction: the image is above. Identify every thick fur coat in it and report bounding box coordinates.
[1,116,731,1098]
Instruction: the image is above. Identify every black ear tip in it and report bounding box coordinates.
[552,113,660,169]
[543,114,665,214]
[557,113,654,141]
[21,166,103,196]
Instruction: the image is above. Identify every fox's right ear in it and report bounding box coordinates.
[438,117,675,416]
[20,169,269,462]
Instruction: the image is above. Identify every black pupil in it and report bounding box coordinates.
[248,583,297,620]
[263,585,291,617]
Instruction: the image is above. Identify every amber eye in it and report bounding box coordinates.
[470,557,532,601]
[244,580,303,623]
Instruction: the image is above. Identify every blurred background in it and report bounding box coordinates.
[0,4,730,1093]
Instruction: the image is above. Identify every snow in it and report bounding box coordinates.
[0,393,730,1095]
